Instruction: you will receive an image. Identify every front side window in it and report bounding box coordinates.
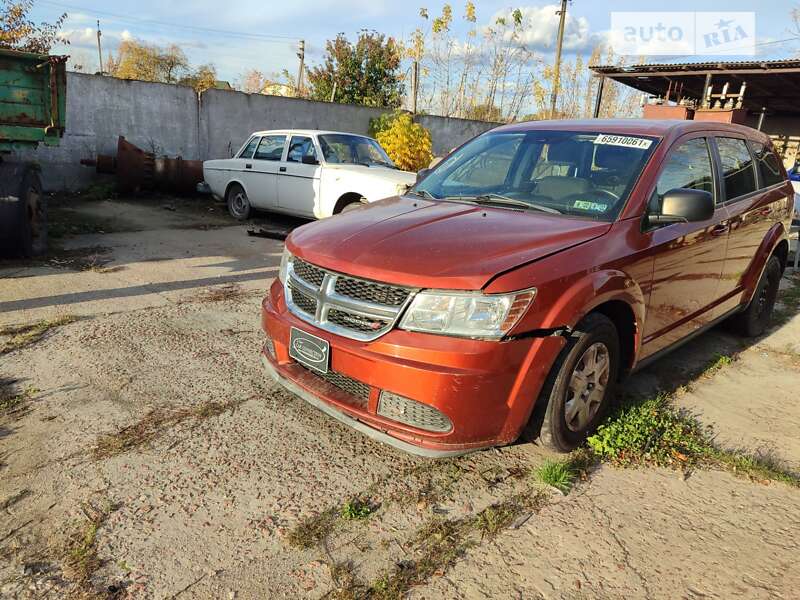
[750,142,785,188]
[287,136,317,163]
[319,134,394,167]
[238,136,260,159]
[254,135,286,161]
[413,130,658,221]
[716,137,757,200]
[652,137,714,205]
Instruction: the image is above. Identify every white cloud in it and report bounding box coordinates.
[485,5,601,53]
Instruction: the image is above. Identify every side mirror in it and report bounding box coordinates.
[302,155,319,165]
[416,167,432,183]
[648,188,714,225]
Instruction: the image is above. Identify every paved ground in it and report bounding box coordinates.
[1,195,798,599]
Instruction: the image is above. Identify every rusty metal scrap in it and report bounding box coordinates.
[80,136,203,194]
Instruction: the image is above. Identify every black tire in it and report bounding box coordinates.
[226,183,251,221]
[0,164,46,258]
[728,255,782,337]
[532,313,620,452]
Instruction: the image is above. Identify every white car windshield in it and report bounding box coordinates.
[319,134,395,168]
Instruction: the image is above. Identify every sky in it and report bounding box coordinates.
[28,0,800,85]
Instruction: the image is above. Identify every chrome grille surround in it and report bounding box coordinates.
[285,258,417,342]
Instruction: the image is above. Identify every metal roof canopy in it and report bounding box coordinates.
[590,59,800,114]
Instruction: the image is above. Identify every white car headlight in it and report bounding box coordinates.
[278,247,291,284]
[399,289,536,339]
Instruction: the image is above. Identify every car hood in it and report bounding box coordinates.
[287,196,612,290]
[325,164,417,186]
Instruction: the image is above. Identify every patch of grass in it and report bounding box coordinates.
[774,272,800,324]
[534,459,578,494]
[367,490,548,600]
[286,508,338,549]
[78,182,116,202]
[195,283,256,303]
[588,394,708,468]
[588,393,800,487]
[327,561,368,600]
[58,500,113,590]
[0,316,76,355]
[0,379,38,418]
[702,353,735,378]
[341,498,375,521]
[92,399,244,459]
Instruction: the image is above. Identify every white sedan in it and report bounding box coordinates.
[202,129,417,220]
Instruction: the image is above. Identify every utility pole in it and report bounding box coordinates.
[296,40,305,97]
[96,20,104,75]
[549,0,568,119]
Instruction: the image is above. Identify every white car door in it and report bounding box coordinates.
[277,135,321,217]
[245,134,287,208]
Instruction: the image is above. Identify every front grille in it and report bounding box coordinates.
[290,286,317,315]
[293,259,325,287]
[378,391,453,433]
[335,278,411,307]
[327,309,390,334]
[284,258,416,341]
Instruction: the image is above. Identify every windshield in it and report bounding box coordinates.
[413,130,658,221]
[318,134,395,168]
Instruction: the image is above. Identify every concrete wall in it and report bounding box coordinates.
[21,72,497,191]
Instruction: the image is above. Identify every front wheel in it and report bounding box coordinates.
[226,183,251,221]
[533,313,620,452]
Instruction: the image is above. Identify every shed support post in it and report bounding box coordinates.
[756,107,766,131]
[593,76,605,118]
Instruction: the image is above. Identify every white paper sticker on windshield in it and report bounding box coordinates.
[594,134,652,150]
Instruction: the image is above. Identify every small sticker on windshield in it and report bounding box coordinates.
[594,134,652,150]
[573,200,607,211]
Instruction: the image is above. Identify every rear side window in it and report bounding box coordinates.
[238,137,260,159]
[716,137,757,200]
[254,135,286,161]
[751,142,785,188]
[654,138,714,201]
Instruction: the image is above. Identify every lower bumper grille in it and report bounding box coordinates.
[298,365,371,408]
[378,391,453,433]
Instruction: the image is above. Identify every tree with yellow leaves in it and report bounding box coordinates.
[374,112,433,172]
[0,0,65,53]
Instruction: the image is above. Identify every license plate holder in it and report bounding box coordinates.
[289,327,330,374]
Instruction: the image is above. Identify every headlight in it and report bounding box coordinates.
[399,289,536,339]
[278,247,291,284]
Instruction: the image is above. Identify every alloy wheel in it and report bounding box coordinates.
[564,342,610,432]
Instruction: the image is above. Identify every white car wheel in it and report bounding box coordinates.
[227,184,251,221]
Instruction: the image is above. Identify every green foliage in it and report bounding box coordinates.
[587,394,708,467]
[340,498,373,520]
[307,30,404,108]
[535,460,577,494]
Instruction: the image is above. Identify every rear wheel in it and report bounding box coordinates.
[226,183,251,221]
[532,313,620,452]
[728,255,782,337]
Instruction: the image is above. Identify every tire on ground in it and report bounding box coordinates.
[728,254,783,337]
[527,312,620,452]
[226,183,251,221]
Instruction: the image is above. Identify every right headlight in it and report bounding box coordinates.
[399,289,536,339]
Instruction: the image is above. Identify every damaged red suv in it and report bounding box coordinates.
[260,119,793,456]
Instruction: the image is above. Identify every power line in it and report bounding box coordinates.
[39,0,301,44]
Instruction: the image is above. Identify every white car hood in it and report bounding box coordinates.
[325,164,417,186]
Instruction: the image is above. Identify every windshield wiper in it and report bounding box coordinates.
[407,189,438,200]
[461,193,563,214]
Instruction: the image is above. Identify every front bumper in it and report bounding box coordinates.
[260,280,565,456]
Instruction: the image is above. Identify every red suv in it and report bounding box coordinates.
[260,120,793,456]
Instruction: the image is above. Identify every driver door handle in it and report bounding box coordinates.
[279,166,287,172]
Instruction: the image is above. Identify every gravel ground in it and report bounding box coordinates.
[1,197,798,599]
